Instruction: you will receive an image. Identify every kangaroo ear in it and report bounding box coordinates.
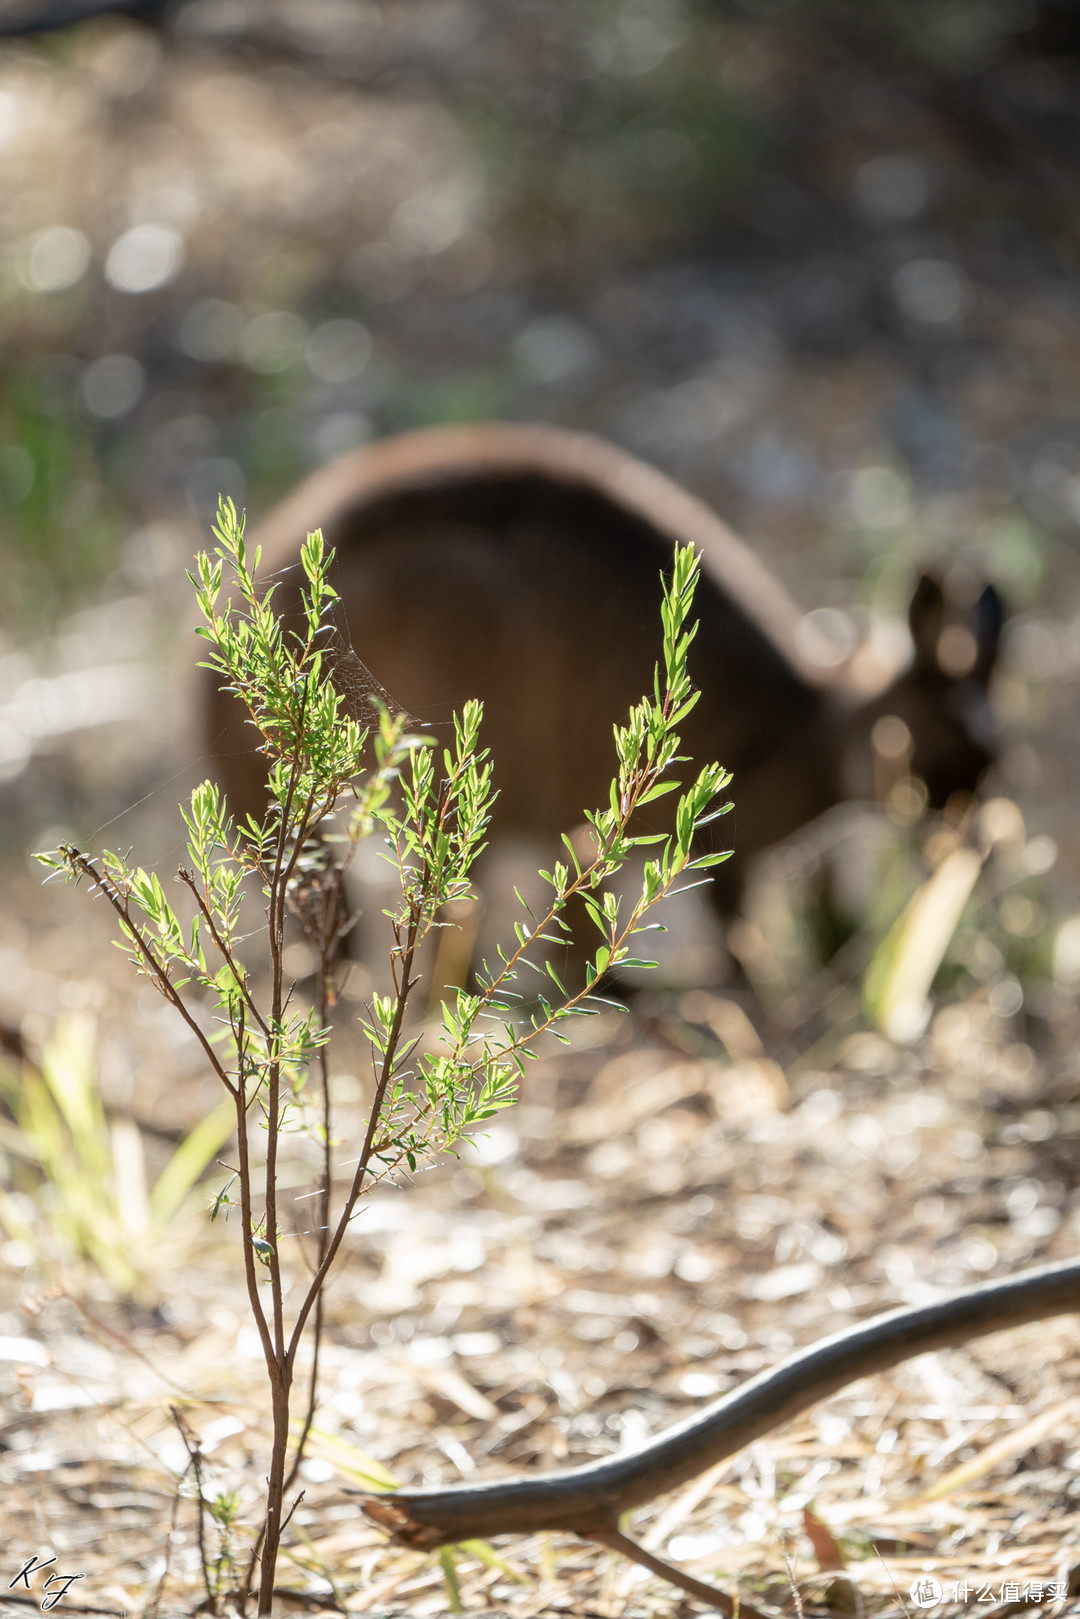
[972,582,1005,684]
[908,571,946,671]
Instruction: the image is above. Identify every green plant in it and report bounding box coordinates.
[0,1015,234,1295]
[207,1489,244,1600]
[37,498,729,1614]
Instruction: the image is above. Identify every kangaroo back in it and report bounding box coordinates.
[207,424,1002,911]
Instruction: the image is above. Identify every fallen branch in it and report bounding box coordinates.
[360,1258,1080,1595]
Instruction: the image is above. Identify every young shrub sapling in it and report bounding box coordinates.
[38,497,731,1614]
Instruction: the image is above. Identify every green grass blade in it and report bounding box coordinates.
[864,846,983,1043]
[149,1095,236,1227]
[293,1425,400,1491]
[439,1547,463,1614]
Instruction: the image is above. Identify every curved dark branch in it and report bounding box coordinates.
[360,1258,1080,1546]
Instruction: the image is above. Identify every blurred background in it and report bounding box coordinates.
[0,0,1078,825]
[2,0,1079,1014]
[1,0,1080,1063]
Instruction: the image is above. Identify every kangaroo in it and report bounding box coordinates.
[207,423,1003,922]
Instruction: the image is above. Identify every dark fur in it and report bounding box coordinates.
[208,424,1003,914]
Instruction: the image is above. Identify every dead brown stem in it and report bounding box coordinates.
[170,1407,216,1614]
[590,1526,771,1618]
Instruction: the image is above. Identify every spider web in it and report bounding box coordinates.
[322,597,417,733]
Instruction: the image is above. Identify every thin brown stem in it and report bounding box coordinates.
[591,1527,770,1619]
[278,783,330,896]
[62,849,237,1099]
[149,1456,185,1619]
[286,894,425,1370]
[176,868,270,1039]
[428,860,685,1103]
[451,692,681,1016]
[262,751,305,1351]
[280,951,334,1501]
[282,1290,324,1499]
[170,1408,216,1615]
[280,1490,306,1535]
[249,669,357,1612]
[233,1008,273,1371]
[59,1290,189,1397]
[255,724,345,1613]
[254,757,298,1617]
[259,1377,294,1615]
[239,1525,263,1616]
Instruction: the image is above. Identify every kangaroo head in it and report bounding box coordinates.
[849,571,1005,808]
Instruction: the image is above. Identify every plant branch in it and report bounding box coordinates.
[60,848,238,1099]
[176,868,271,1040]
[444,680,703,1049]
[287,894,425,1370]
[233,1009,273,1367]
[281,953,335,1499]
